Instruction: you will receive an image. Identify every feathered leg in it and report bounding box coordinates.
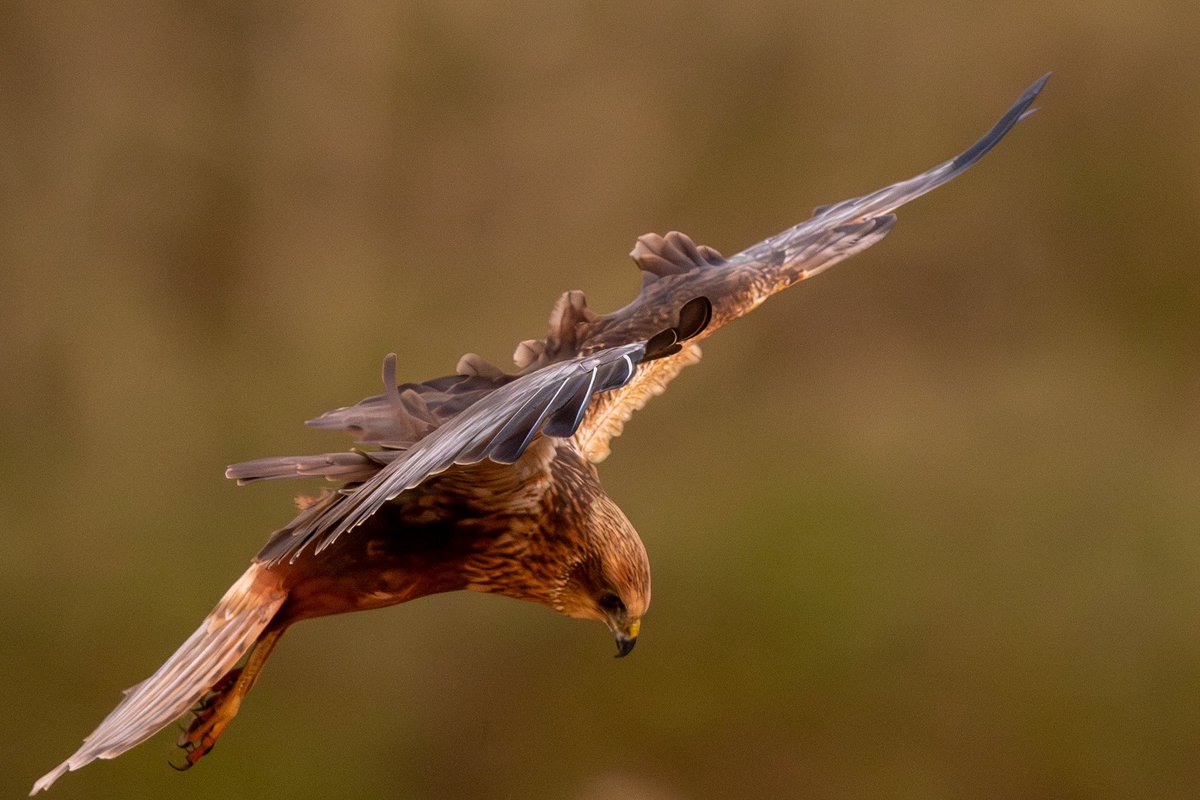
[176,626,284,767]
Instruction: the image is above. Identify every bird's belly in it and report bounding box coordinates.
[271,513,487,624]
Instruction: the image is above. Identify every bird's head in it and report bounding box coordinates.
[553,493,650,658]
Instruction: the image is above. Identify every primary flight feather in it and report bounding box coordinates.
[33,74,1049,793]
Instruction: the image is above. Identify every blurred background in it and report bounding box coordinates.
[2,2,1197,798]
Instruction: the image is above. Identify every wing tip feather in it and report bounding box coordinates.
[949,72,1051,173]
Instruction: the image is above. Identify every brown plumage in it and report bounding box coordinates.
[33,75,1048,794]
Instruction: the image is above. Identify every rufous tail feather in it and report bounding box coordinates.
[32,562,287,794]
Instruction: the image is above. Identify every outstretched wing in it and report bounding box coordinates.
[560,74,1050,462]
[234,75,1048,557]
[226,357,516,486]
[244,298,711,563]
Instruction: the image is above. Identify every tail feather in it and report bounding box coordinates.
[32,563,287,794]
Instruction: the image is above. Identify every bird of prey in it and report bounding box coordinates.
[33,75,1049,793]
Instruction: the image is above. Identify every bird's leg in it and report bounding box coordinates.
[175,627,284,768]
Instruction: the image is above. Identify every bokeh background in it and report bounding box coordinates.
[3,2,1198,798]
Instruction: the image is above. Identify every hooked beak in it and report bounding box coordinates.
[612,619,641,658]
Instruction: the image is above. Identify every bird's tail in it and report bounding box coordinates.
[32,562,288,794]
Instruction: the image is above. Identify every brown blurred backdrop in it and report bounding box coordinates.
[3,2,1198,798]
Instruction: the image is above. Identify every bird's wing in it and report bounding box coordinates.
[572,343,702,462]
[235,75,1048,556]
[225,357,517,486]
[558,74,1050,462]
[245,298,712,564]
[304,353,517,450]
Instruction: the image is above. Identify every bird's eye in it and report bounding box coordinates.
[597,592,625,612]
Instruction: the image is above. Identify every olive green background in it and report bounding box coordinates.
[3,2,1197,799]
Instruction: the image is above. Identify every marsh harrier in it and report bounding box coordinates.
[34,74,1049,793]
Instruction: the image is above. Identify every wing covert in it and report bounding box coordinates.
[252,343,640,562]
[251,297,712,563]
